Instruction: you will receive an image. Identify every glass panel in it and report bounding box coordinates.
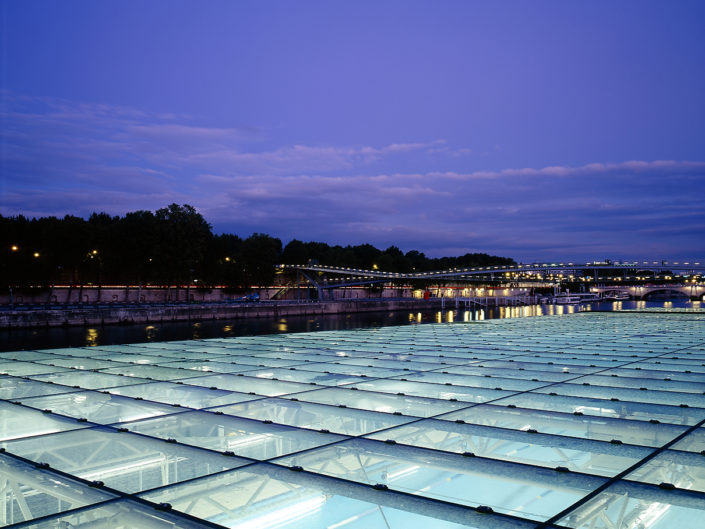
[391,371,545,391]
[4,427,248,493]
[438,404,688,446]
[92,344,176,355]
[13,499,218,529]
[0,376,79,400]
[224,356,319,368]
[241,367,365,386]
[103,381,260,409]
[478,359,599,375]
[443,364,576,382]
[0,360,71,376]
[602,367,705,383]
[275,438,606,521]
[626,449,705,492]
[158,359,261,373]
[123,411,345,459]
[19,390,177,424]
[179,373,315,396]
[366,418,653,477]
[257,352,357,362]
[298,362,410,378]
[513,357,619,368]
[29,371,153,389]
[90,352,170,364]
[566,374,705,394]
[32,357,131,370]
[156,350,234,361]
[100,364,200,381]
[533,383,705,408]
[211,397,415,436]
[141,463,532,529]
[0,453,115,525]
[497,392,705,426]
[637,360,705,373]
[351,378,515,403]
[0,401,89,441]
[558,480,705,529]
[0,351,61,361]
[31,347,109,357]
[291,387,470,417]
[394,353,479,365]
[335,357,441,371]
[671,426,705,453]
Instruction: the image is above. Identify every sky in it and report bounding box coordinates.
[1,1,704,262]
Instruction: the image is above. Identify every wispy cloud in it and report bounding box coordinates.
[433,160,705,181]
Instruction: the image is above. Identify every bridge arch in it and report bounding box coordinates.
[641,289,690,301]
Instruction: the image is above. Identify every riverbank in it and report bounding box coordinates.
[0,299,438,329]
[0,296,544,329]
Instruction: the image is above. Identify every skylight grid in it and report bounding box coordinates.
[0,311,703,528]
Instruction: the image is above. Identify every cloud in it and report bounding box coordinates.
[433,160,705,181]
[181,141,445,174]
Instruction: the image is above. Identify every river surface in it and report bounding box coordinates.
[0,300,700,352]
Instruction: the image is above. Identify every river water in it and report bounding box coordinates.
[0,300,700,352]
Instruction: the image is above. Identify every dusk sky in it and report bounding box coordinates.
[2,1,704,262]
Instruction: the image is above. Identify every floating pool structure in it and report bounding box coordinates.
[1,311,704,528]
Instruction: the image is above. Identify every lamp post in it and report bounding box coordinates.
[8,245,19,308]
[87,250,102,302]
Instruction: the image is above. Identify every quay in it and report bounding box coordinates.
[0,295,539,329]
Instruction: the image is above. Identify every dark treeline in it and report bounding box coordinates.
[1,204,515,289]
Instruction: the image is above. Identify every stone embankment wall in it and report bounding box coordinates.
[1,286,412,305]
[0,299,449,329]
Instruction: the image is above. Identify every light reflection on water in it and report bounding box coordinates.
[1,299,700,352]
[85,328,99,346]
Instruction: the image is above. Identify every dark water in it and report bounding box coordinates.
[0,300,699,352]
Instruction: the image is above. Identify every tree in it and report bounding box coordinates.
[117,210,159,285]
[153,204,213,285]
[241,233,282,286]
[204,233,244,288]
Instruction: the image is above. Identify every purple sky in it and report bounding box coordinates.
[1,1,704,262]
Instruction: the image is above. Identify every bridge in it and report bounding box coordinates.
[592,284,705,301]
[277,260,704,300]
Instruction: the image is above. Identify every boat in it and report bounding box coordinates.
[552,294,582,304]
[603,292,630,301]
[552,293,602,304]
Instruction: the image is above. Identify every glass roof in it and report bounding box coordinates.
[0,310,704,529]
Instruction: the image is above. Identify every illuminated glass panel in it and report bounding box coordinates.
[102,381,260,409]
[557,480,705,529]
[4,427,248,493]
[0,453,115,525]
[122,410,346,458]
[211,397,416,435]
[141,463,531,529]
[18,390,176,424]
[12,499,219,529]
[0,401,89,441]
[0,311,703,529]
[274,438,606,521]
[365,418,652,476]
